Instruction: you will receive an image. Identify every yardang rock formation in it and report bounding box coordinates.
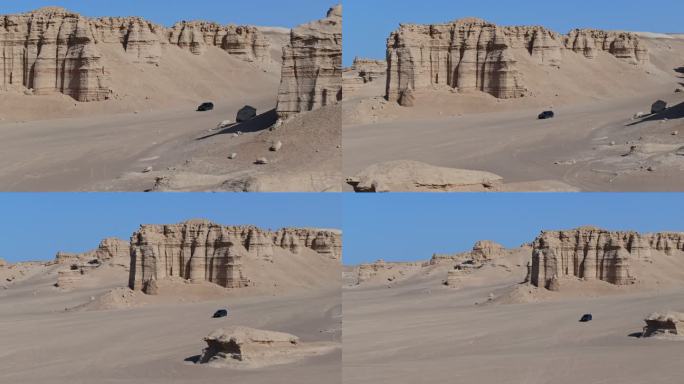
[276,5,342,119]
[197,326,338,368]
[54,237,130,288]
[0,7,270,101]
[55,237,130,265]
[199,326,299,364]
[385,18,650,103]
[343,57,387,93]
[128,220,341,290]
[643,312,684,337]
[529,227,684,289]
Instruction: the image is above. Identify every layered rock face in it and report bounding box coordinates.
[343,57,387,94]
[385,18,649,102]
[276,5,342,119]
[0,7,270,101]
[530,227,684,289]
[471,240,506,260]
[565,29,648,65]
[351,58,386,83]
[128,220,341,290]
[167,22,268,61]
[55,237,129,266]
[199,326,299,364]
[431,240,509,265]
[90,17,164,65]
[0,7,109,101]
[54,237,129,289]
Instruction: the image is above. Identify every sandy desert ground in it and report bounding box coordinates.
[0,51,341,192]
[0,239,341,383]
[0,99,341,192]
[343,247,684,384]
[344,35,684,191]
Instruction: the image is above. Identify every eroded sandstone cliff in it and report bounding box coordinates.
[128,220,341,290]
[54,237,129,288]
[276,5,342,119]
[166,21,268,60]
[55,237,130,265]
[530,227,684,289]
[343,57,387,94]
[0,7,270,101]
[385,18,650,103]
[431,240,510,265]
[565,29,648,65]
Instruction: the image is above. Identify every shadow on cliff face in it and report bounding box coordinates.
[674,67,684,77]
[626,101,684,126]
[196,108,278,140]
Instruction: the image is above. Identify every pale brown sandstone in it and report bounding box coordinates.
[0,7,270,101]
[167,22,268,61]
[564,29,649,65]
[197,326,337,368]
[55,238,129,266]
[276,5,342,119]
[530,227,684,289]
[128,220,341,290]
[343,57,387,94]
[385,18,650,103]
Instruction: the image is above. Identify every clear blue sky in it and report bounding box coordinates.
[344,0,684,66]
[343,193,684,265]
[5,0,335,28]
[0,193,341,262]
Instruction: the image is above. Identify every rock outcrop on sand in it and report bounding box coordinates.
[530,227,684,289]
[200,326,297,363]
[54,238,129,288]
[565,29,648,65]
[0,7,270,101]
[55,238,130,266]
[643,312,684,337]
[276,5,342,119]
[343,57,387,93]
[432,240,509,265]
[0,7,110,101]
[346,160,503,192]
[166,22,268,61]
[198,326,336,368]
[128,220,341,290]
[354,260,424,285]
[0,258,6,267]
[385,18,650,103]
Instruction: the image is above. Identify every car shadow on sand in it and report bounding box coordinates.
[196,108,278,140]
[625,101,684,126]
[184,355,202,363]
